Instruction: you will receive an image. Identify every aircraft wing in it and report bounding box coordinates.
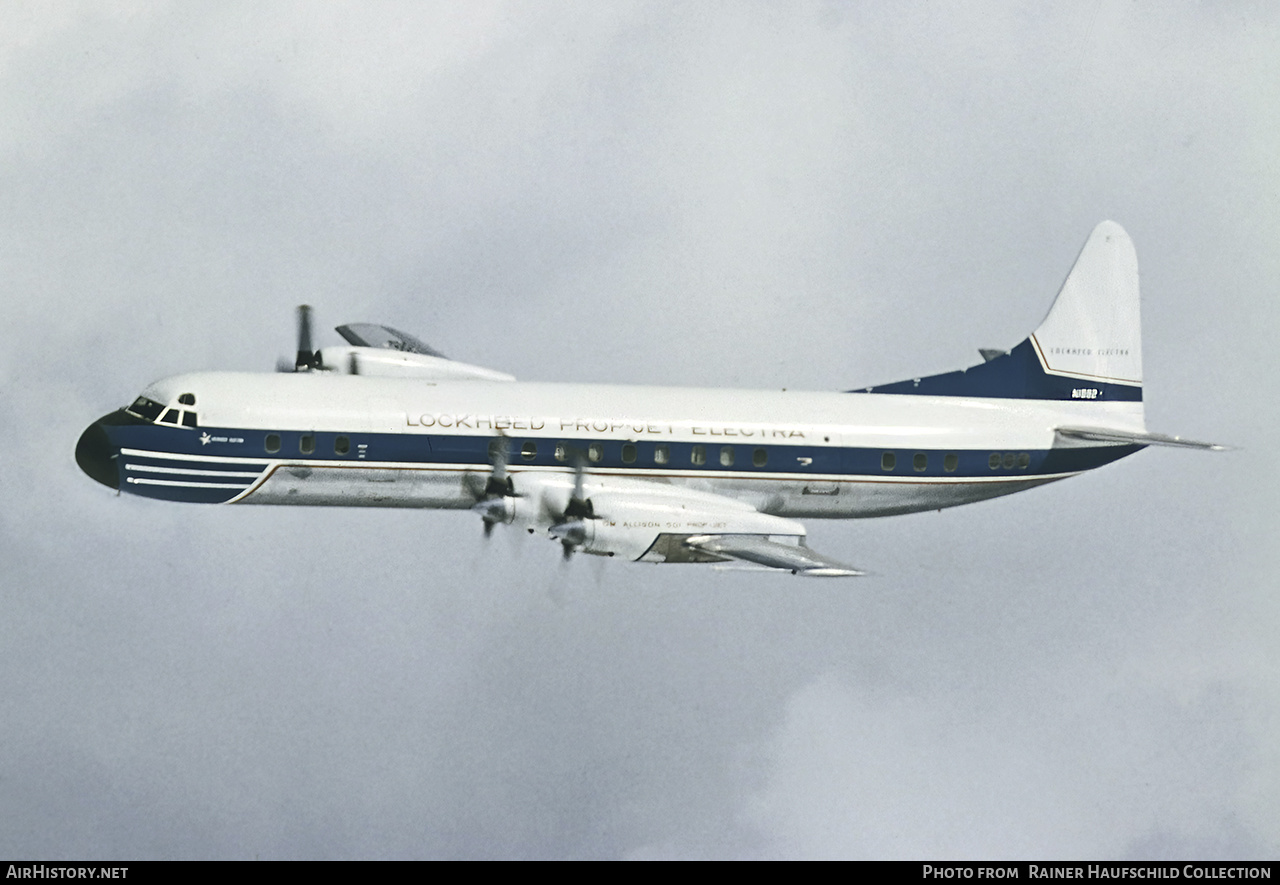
[323,322,515,381]
[500,472,866,577]
[684,534,865,577]
[335,323,447,357]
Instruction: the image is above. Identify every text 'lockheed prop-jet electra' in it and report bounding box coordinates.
[76,222,1223,576]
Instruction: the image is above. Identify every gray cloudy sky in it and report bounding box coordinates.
[2,1,1277,860]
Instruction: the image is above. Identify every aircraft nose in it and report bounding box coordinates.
[76,416,119,490]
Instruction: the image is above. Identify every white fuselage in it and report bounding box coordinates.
[112,371,1144,518]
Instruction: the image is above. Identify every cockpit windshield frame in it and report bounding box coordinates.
[126,396,198,428]
[126,397,165,422]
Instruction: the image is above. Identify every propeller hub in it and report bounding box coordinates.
[471,497,515,525]
[549,519,589,547]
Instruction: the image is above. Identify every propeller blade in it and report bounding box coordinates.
[473,435,517,538]
[572,450,585,501]
[563,452,593,521]
[295,304,316,371]
[551,454,595,559]
[483,435,513,498]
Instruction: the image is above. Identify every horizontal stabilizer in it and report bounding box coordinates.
[684,534,865,577]
[1055,426,1229,451]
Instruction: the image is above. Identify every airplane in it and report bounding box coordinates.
[75,221,1223,576]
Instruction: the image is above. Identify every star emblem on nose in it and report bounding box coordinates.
[200,432,212,445]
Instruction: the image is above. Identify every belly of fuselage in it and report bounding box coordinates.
[233,464,1067,518]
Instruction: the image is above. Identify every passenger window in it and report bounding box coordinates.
[181,411,197,428]
[913,453,927,472]
[720,446,734,467]
[881,452,896,471]
[621,443,637,464]
[1017,452,1030,469]
[521,441,537,461]
[989,453,1002,470]
[588,443,603,463]
[335,436,350,455]
[753,447,767,467]
[265,433,281,454]
[1002,452,1015,469]
[554,442,568,462]
[944,453,959,473]
[691,445,706,466]
[160,409,179,425]
[178,393,196,406]
[654,444,670,465]
[300,434,315,455]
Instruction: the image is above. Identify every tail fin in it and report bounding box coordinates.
[857,221,1144,403]
[1030,220,1143,388]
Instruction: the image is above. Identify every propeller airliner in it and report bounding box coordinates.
[76,222,1222,576]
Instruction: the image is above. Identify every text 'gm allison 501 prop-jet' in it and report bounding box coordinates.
[76,222,1223,576]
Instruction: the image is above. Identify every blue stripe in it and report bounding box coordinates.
[121,455,266,474]
[113,450,262,504]
[852,338,1143,401]
[117,473,251,504]
[101,423,1144,502]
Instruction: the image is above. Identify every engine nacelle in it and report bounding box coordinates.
[504,473,814,563]
[562,500,809,562]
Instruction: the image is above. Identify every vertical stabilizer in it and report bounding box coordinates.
[1030,220,1143,386]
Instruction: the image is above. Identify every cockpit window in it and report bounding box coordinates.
[126,397,165,422]
[125,396,197,428]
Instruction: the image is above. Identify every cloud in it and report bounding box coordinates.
[737,663,1274,860]
[2,0,1276,860]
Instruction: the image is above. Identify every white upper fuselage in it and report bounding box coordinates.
[145,371,1145,447]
